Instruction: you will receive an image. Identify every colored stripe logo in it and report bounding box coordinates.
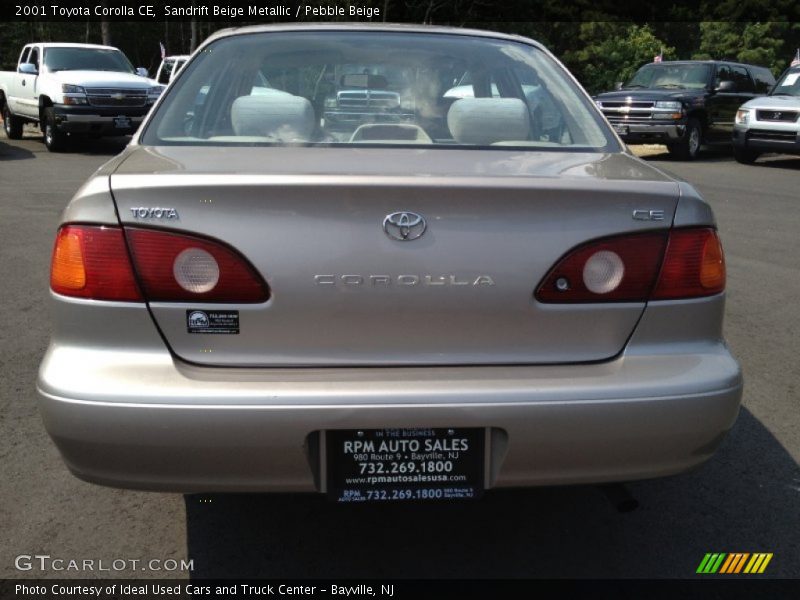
[697,553,773,574]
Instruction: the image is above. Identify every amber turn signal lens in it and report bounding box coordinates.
[652,228,726,300]
[700,233,725,290]
[49,225,142,301]
[51,229,86,290]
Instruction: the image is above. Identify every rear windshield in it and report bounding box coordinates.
[771,68,800,97]
[624,63,711,90]
[141,31,615,151]
[43,47,135,74]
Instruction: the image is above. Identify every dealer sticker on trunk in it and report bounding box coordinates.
[186,310,239,334]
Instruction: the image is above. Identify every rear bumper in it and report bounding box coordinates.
[37,314,743,492]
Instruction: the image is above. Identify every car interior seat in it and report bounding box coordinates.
[446,98,531,145]
[230,93,316,142]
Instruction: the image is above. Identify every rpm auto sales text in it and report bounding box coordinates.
[15,3,382,19]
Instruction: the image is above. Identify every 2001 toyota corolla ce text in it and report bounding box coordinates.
[37,24,743,502]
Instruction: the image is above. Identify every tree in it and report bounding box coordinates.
[190,0,198,52]
[693,21,788,72]
[100,1,111,46]
[563,23,674,94]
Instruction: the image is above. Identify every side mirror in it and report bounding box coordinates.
[135,67,149,78]
[614,81,624,91]
[715,80,736,93]
[18,63,38,75]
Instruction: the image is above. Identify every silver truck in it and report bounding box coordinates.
[0,42,163,151]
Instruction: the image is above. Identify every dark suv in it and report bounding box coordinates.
[595,60,775,159]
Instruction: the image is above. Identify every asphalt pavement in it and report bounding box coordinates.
[0,129,798,580]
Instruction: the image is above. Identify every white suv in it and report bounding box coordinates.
[733,66,800,164]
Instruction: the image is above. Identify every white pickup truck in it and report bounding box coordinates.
[0,42,164,151]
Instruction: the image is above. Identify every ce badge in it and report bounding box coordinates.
[383,211,427,241]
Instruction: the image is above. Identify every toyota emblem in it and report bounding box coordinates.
[383,211,427,241]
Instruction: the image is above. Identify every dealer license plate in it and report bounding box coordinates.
[325,428,485,503]
[114,116,132,129]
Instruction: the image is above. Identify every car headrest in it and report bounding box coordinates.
[230,94,315,142]
[447,98,530,145]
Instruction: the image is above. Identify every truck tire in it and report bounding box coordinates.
[2,103,24,140]
[733,146,759,165]
[667,118,702,161]
[42,108,69,152]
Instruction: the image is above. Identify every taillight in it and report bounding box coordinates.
[50,225,142,301]
[535,228,725,303]
[652,228,725,299]
[50,225,269,303]
[536,232,668,302]
[125,228,269,303]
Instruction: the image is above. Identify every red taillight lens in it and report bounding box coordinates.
[652,228,725,299]
[536,232,668,302]
[50,225,142,301]
[535,228,725,303]
[125,228,269,303]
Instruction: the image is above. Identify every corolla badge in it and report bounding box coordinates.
[383,211,426,241]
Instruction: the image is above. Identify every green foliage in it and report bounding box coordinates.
[563,23,675,94]
[693,21,789,71]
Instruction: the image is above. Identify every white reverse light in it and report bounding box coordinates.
[173,248,220,293]
[583,250,625,294]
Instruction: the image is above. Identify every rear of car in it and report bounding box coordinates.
[37,26,742,500]
[733,65,800,163]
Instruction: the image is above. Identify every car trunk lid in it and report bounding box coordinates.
[111,146,679,366]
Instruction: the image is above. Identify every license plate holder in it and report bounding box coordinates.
[613,123,630,135]
[324,428,485,503]
[114,116,132,129]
